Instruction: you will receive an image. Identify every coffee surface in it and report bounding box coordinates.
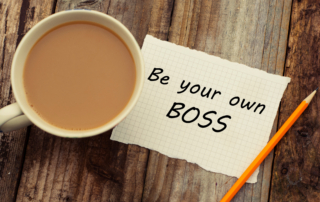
[24,22,136,130]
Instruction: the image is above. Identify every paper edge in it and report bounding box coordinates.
[110,133,259,183]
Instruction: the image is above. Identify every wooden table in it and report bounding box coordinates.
[0,0,319,201]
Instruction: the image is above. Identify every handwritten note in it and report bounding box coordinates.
[111,35,290,183]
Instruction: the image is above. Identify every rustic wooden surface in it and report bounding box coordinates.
[270,0,320,201]
[0,0,319,201]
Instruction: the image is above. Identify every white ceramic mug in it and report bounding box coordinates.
[0,10,144,138]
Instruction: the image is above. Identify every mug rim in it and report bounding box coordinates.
[11,10,144,138]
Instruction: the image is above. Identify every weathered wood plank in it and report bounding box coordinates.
[270,0,320,201]
[142,0,292,201]
[0,0,55,201]
[16,0,174,201]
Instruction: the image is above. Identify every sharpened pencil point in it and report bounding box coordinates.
[316,87,319,91]
[304,90,317,104]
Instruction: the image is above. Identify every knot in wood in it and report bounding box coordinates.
[296,126,310,137]
[298,131,308,137]
[78,0,98,7]
[281,168,288,175]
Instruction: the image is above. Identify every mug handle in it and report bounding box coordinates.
[0,103,33,132]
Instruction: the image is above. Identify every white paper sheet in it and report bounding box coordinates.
[111,35,290,183]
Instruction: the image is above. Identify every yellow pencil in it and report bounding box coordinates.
[220,89,317,202]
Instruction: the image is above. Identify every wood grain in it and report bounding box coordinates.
[142,0,292,201]
[0,0,55,201]
[4,0,297,201]
[16,0,174,201]
[270,0,320,201]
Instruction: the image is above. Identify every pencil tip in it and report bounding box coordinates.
[316,87,319,91]
[305,89,317,103]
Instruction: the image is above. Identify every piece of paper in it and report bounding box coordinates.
[111,35,290,183]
